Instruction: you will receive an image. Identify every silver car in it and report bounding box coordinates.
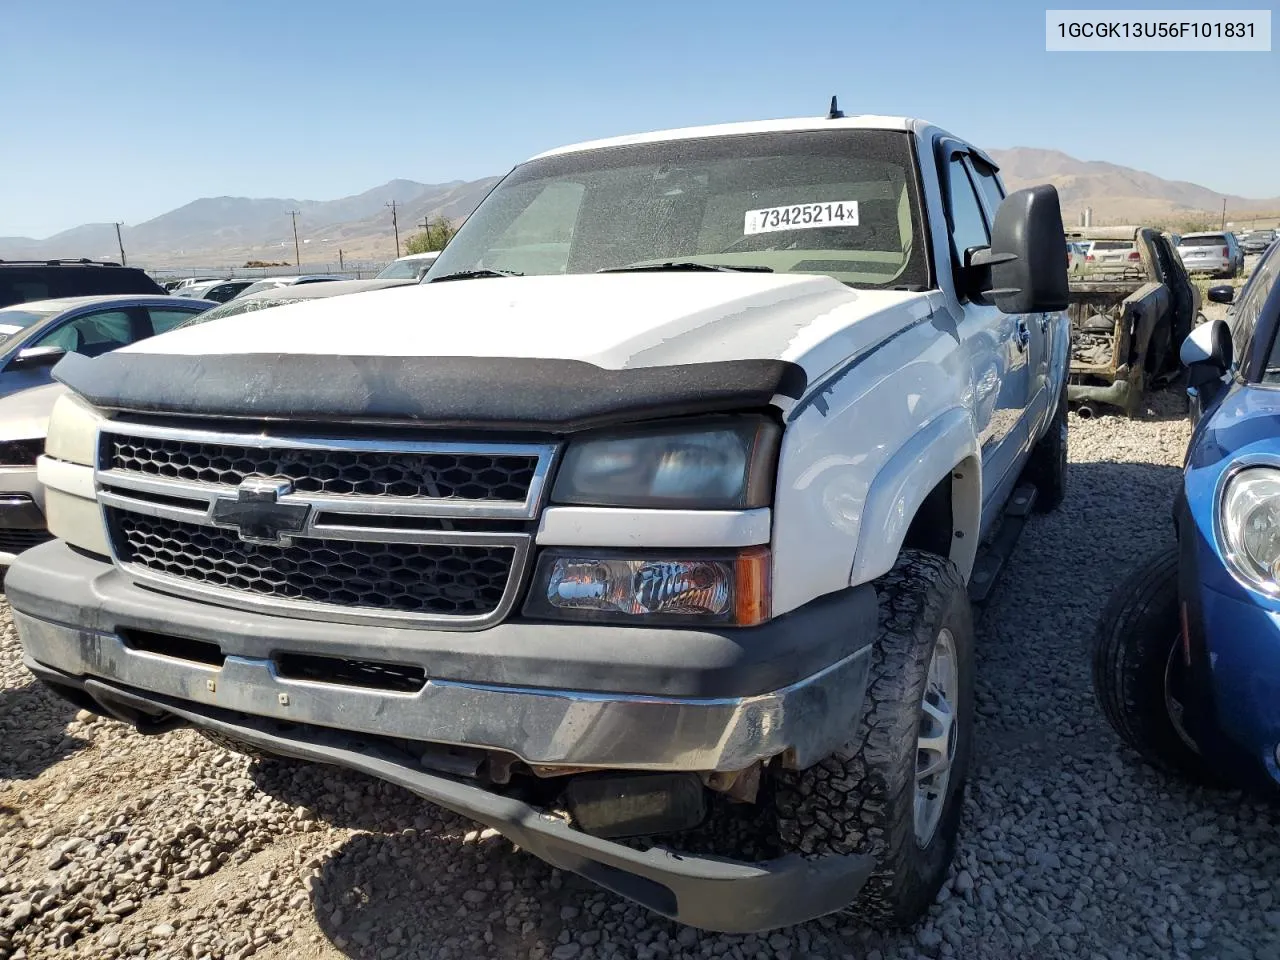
[1178,232,1243,278]
[0,280,416,563]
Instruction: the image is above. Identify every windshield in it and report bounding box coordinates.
[0,307,58,345]
[171,295,310,330]
[237,280,287,297]
[376,257,434,280]
[1180,235,1225,247]
[425,129,929,289]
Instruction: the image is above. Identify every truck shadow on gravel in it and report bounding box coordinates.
[0,681,86,780]
[248,758,577,960]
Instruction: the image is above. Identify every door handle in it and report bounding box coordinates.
[1014,318,1030,351]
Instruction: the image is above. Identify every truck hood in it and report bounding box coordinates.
[122,273,930,375]
[57,274,936,429]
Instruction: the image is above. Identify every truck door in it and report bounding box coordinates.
[968,155,1052,442]
[942,152,1031,517]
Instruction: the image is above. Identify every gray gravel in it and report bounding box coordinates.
[2,392,1279,960]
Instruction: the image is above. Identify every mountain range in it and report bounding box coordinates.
[3,148,1278,268]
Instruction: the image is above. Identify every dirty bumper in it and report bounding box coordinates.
[24,658,874,933]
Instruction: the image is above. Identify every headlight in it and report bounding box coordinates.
[552,418,780,509]
[1220,467,1280,596]
[525,547,771,626]
[45,393,104,466]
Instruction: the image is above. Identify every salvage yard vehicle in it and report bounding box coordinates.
[1065,226,1200,417]
[1241,229,1277,256]
[1177,231,1243,279]
[10,112,1071,933]
[0,285,409,565]
[1093,238,1280,792]
[0,260,166,309]
[0,295,215,562]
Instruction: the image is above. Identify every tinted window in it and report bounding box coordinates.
[34,308,142,357]
[0,267,162,308]
[1240,246,1280,376]
[148,307,206,335]
[1180,235,1226,247]
[1091,240,1135,251]
[946,158,990,260]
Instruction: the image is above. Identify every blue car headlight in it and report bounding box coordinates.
[1220,467,1280,597]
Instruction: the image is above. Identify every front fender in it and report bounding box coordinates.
[849,407,981,586]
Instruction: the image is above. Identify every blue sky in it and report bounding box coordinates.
[3,0,1276,237]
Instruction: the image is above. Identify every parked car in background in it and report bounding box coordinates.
[171,277,419,328]
[233,275,345,299]
[1178,232,1243,278]
[0,283,407,565]
[176,278,256,303]
[1093,238,1280,792]
[375,251,440,280]
[1066,226,1200,416]
[1241,230,1277,255]
[0,260,166,309]
[1066,241,1088,275]
[0,295,216,562]
[0,295,215,400]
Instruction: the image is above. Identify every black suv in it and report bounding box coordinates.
[0,260,165,308]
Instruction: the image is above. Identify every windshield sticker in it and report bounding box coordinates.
[0,324,24,335]
[744,201,860,235]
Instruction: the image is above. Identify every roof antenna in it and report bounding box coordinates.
[827,95,844,119]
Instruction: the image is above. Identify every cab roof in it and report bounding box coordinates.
[528,115,949,161]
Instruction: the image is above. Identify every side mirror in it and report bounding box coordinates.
[971,185,1070,313]
[10,345,67,370]
[1207,284,1235,304]
[1181,320,1232,416]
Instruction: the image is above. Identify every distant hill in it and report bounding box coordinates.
[3,147,1278,267]
[0,178,500,267]
[989,148,1280,226]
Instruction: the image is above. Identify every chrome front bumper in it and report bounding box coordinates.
[16,609,872,773]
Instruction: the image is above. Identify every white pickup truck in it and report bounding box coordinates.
[11,112,1070,933]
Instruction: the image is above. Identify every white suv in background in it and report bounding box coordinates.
[1177,232,1243,278]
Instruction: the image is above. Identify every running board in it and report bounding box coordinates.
[967,483,1037,606]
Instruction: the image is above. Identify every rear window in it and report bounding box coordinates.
[1179,235,1226,247]
[0,266,163,308]
[172,295,309,330]
[1090,240,1134,251]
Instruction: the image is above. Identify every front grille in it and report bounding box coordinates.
[111,511,514,617]
[105,434,538,502]
[0,528,52,555]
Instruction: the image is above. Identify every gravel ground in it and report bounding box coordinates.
[2,392,1279,960]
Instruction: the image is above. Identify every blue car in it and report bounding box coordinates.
[1093,238,1280,791]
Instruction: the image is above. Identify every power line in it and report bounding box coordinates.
[386,200,401,258]
[288,210,301,268]
[113,222,127,266]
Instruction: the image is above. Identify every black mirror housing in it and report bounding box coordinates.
[985,185,1070,314]
[10,346,67,370]
[1207,284,1235,304]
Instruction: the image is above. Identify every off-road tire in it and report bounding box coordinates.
[1022,384,1068,512]
[774,550,974,928]
[196,728,275,762]
[1091,547,1230,786]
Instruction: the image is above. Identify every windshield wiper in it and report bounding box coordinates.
[599,261,773,274]
[427,268,523,282]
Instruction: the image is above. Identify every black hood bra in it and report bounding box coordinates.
[53,351,808,431]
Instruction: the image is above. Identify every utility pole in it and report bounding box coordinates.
[386,200,401,258]
[113,222,127,265]
[288,210,301,268]
[1221,198,1227,230]
[338,248,344,271]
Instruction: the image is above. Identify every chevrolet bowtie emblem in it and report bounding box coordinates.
[210,477,311,545]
